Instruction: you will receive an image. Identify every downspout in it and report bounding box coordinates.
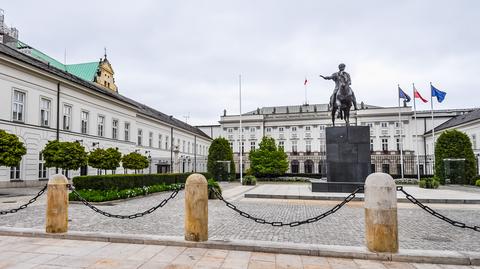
[170,127,173,173]
[56,82,60,174]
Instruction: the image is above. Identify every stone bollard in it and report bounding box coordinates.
[364,173,398,253]
[184,174,208,242]
[46,174,69,233]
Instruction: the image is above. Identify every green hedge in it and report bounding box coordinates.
[72,172,211,190]
[476,179,480,187]
[419,177,440,189]
[69,183,180,202]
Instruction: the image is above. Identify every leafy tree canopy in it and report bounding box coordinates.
[207,137,235,181]
[122,152,149,171]
[434,129,477,185]
[88,147,122,172]
[248,136,288,177]
[42,140,87,171]
[0,130,26,167]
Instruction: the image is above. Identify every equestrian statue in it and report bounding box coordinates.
[320,63,358,126]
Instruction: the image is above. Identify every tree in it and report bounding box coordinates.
[122,152,149,173]
[0,130,26,167]
[207,137,235,181]
[248,136,288,178]
[435,130,477,185]
[42,140,88,173]
[87,147,122,174]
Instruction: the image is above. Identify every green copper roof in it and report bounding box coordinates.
[65,62,99,82]
[16,40,99,82]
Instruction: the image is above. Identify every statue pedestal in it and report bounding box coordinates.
[312,126,371,193]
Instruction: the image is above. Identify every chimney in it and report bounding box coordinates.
[223,109,227,116]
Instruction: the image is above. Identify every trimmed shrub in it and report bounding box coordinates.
[242,175,257,186]
[476,179,480,187]
[207,138,235,181]
[248,137,288,178]
[208,179,222,199]
[0,130,26,167]
[395,178,419,185]
[69,183,180,202]
[419,177,440,189]
[435,130,476,185]
[72,172,211,190]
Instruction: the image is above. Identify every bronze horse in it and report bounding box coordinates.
[331,81,355,126]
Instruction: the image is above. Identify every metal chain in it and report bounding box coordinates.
[0,184,47,215]
[68,184,183,219]
[397,186,480,232]
[209,186,363,227]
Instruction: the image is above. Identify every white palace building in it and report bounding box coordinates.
[199,103,478,177]
[0,21,211,187]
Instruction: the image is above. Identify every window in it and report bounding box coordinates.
[124,122,130,141]
[10,164,21,180]
[319,125,325,132]
[472,134,477,149]
[371,164,376,173]
[40,98,51,127]
[305,126,311,131]
[241,142,245,153]
[381,122,388,128]
[370,139,374,151]
[396,138,401,151]
[229,141,233,150]
[81,111,89,134]
[250,141,255,151]
[183,140,186,152]
[227,128,233,133]
[112,119,118,140]
[63,105,72,131]
[306,140,312,154]
[382,138,388,151]
[250,127,255,132]
[38,152,47,179]
[165,135,169,149]
[382,164,390,173]
[158,134,163,149]
[12,90,25,122]
[279,141,284,150]
[149,132,153,147]
[188,142,191,153]
[137,129,143,146]
[266,127,272,132]
[292,140,298,153]
[97,115,105,137]
[291,126,297,132]
[279,127,284,132]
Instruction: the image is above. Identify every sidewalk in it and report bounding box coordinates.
[0,234,477,269]
[244,184,480,204]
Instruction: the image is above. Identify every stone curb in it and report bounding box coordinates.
[0,227,477,266]
[244,193,480,204]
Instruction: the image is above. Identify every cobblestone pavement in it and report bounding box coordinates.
[0,184,479,252]
[2,235,478,269]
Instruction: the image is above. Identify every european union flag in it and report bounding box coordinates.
[398,86,411,102]
[431,85,446,103]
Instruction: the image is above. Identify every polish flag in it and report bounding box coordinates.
[414,86,428,103]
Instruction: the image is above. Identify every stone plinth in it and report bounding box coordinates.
[312,126,370,193]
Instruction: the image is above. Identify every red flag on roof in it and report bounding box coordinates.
[414,85,428,103]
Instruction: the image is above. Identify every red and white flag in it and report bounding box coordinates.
[414,85,428,103]
[304,78,308,85]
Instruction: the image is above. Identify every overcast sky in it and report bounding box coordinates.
[3,1,480,125]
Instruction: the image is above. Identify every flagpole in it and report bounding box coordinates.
[304,76,308,105]
[398,85,404,179]
[430,82,435,172]
[413,83,420,181]
[239,74,243,185]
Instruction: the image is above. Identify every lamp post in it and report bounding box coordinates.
[145,150,151,174]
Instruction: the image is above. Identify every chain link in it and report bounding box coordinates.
[209,186,363,227]
[0,184,47,215]
[397,186,480,232]
[68,184,183,219]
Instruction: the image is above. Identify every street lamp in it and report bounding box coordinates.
[145,151,152,174]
